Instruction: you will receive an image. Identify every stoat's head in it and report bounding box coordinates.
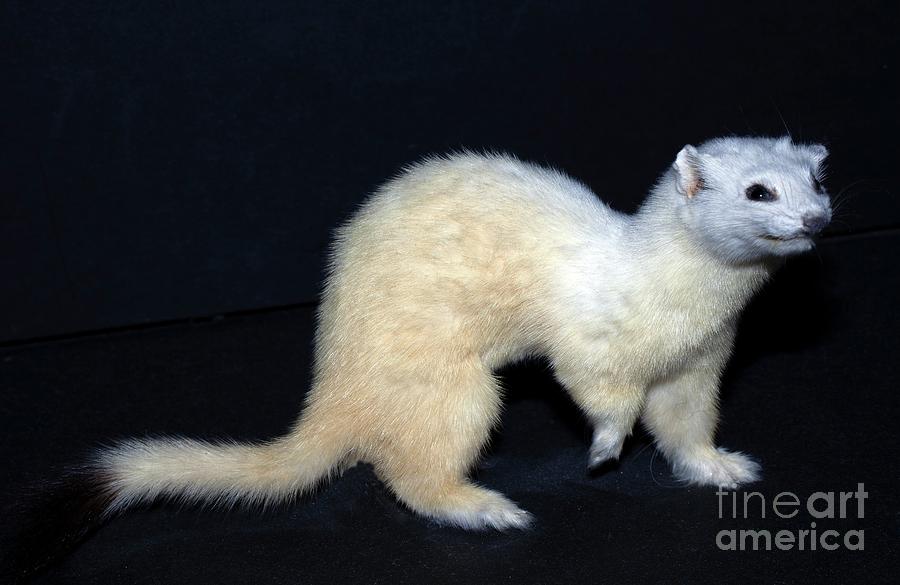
[672,136,832,263]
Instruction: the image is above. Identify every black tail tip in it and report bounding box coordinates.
[1,468,113,583]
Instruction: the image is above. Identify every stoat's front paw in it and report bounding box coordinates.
[588,427,625,470]
[673,448,761,488]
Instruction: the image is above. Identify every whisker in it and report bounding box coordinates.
[770,98,793,141]
[738,103,755,135]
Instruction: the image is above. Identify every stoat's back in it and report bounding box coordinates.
[315,152,622,370]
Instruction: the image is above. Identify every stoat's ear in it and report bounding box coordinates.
[807,143,829,165]
[673,145,703,198]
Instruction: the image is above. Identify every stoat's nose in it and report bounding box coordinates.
[801,213,830,235]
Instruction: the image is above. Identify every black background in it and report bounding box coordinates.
[2,1,898,584]
[3,0,898,342]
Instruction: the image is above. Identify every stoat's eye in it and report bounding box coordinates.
[811,174,824,194]
[745,184,777,202]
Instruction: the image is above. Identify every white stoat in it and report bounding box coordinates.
[37,137,836,539]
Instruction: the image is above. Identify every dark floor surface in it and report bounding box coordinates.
[2,231,898,584]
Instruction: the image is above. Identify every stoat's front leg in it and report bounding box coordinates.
[641,326,761,487]
[552,356,645,470]
[588,415,629,470]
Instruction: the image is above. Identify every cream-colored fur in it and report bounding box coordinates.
[97,137,831,530]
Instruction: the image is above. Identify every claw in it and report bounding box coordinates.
[588,451,619,471]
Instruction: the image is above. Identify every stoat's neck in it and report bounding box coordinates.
[627,174,776,313]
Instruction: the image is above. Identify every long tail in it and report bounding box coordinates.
[3,422,350,582]
[98,429,348,512]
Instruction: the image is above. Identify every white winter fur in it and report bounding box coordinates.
[98,137,831,530]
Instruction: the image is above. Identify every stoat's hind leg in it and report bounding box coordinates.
[385,475,533,530]
[371,360,532,530]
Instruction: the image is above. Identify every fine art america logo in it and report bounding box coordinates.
[715,484,867,551]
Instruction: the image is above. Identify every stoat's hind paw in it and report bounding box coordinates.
[433,489,533,531]
[673,448,761,488]
[470,502,534,531]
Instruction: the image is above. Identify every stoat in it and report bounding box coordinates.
[8,136,832,576]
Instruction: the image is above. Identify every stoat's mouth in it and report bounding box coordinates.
[761,233,810,243]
